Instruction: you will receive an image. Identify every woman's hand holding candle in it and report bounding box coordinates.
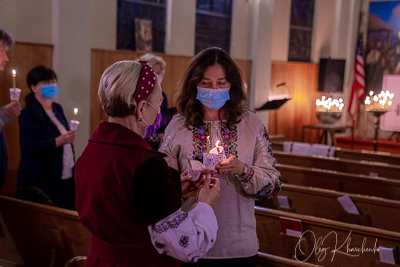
[216,155,246,176]
[4,101,21,118]
[181,168,217,199]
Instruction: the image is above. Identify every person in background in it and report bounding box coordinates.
[74,60,220,266]
[160,47,282,267]
[18,66,76,209]
[0,28,21,192]
[137,53,173,149]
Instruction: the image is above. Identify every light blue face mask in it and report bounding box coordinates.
[41,83,59,99]
[196,87,230,110]
[42,83,58,99]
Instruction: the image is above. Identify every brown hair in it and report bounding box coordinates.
[0,29,14,47]
[176,47,247,129]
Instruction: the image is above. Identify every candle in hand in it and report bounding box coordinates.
[70,108,80,131]
[12,69,16,92]
[206,136,211,154]
[215,140,220,154]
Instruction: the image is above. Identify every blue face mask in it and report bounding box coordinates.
[41,83,59,99]
[196,87,230,110]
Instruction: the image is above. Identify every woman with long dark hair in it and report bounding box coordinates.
[160,47,282,267]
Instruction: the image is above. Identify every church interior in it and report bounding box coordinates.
[0,0,400,266]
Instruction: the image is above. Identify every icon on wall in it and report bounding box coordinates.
[135,18,153,53]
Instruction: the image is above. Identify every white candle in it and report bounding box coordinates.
[12,69,16,92]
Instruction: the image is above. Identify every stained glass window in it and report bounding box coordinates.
[195,0,233,54]
[117,0,167,52]
[288,0,315,62]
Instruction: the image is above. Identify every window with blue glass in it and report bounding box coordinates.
[195,0,233,54]
[288,0,315,62]
[117,0,167,52]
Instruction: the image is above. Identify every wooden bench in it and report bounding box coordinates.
[257,252,323,267]
[256,183,400,232]
[0,196,90,267]
[276,164,400,201]
[273,151,400,180]
[271,141,400,166]
[255,206,400,267]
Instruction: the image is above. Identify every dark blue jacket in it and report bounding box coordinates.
[0,132,6,190]
[18,99,74,205]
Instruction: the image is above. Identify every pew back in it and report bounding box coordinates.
[0,196,90,267]
[274,151,400,180]
[271,141,400,166]
[257,252,323,267]
[276,164,400,201]
[255,207,400,267]
[256,183,400,232]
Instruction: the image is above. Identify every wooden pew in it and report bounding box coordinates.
[255,206,400,267]
[0,196,90,267]
[273,151,400,180]
[256,183,400,232]
[276,164,400,201]
[257,252,323,267]
[271,141,400,166]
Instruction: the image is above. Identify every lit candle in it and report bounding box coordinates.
[70,108,80,131]
[73,108,79,122]
[364,90,395,112]
[12,69,16,92]
[206,136,211,154]
[215,140,220,154]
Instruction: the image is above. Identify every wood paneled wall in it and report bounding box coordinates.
[268,62,321,143]
[1,45,320,197]
[0,42,53,197]
[90,49,252,135]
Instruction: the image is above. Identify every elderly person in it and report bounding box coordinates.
[0,28,21,191]
[74,60,221,267]
[160,47,282,267]
[18,66,76,209]
[137,53,173,149]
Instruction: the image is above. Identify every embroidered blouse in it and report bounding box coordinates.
[148,202,218,263]
[159,110,281,259]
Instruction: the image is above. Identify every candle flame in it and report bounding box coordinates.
[215,140,220,148]
[12,69,16,77]
[73,108,78,115]
[215,140,220,153]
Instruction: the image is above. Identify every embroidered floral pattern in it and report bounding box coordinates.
[153,212,188,233]
[154,240,165,250]
[239,167,255,183]
[179,235,189,248]
[220,123,238,158]
[192,124,210,162]
[251,175,282,199]
[263,127,274,156]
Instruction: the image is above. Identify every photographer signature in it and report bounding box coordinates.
[295,230,379,262]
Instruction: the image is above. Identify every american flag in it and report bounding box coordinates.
[348,35,365,122]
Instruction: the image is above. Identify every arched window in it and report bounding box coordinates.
[195,0,233,54]
[117,0,167,52]
[288,0,315,62]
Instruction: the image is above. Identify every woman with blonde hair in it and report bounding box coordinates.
[75,60,220,267]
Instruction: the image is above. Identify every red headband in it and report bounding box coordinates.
[133,60,157,103]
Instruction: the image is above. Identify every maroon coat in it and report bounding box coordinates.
[75,122,181,267]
